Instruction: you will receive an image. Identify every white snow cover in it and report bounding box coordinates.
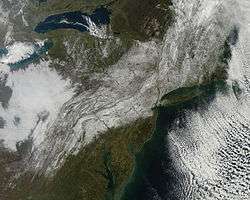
[59,16,109,39]
[0,1,12,45]
[29,40,160,172]
[0,1,9,25]
[0,4,248,200]
[85,17,109,39]
[23,0,247,177]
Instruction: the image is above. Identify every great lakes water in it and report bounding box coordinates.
[0,48,8,58]
[34,7,111,33]
[0,41,53,71]
[9,41,53,71]
[0,7,111,71]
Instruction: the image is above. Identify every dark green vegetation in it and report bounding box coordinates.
[43,30,129,84]
[2,2,240,200]
[25,0,174,84]
[0,145,21,200]
[160,79,227,107]
[111,0,173,41]
[1,1,174,199]
[6,80,228,200]
[3,29,235,199]
[30,0,114,14]
[160,86,203,106]
[5,80,229,200]
[7,117,155,200]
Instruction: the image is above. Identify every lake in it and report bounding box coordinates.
[34,6,111,33]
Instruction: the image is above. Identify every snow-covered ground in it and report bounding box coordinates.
[0,3,249,200]
[28,40,161,172]
[0,0,161,172]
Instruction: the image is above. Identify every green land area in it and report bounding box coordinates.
[6,79,228,200]
[7,117,155,200]
[1,1,175,199]
[1,0,236,200]
[24,0,173,84]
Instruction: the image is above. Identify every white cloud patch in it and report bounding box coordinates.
[0,61,74,150]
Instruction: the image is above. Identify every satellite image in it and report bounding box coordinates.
[0,0,249,200]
